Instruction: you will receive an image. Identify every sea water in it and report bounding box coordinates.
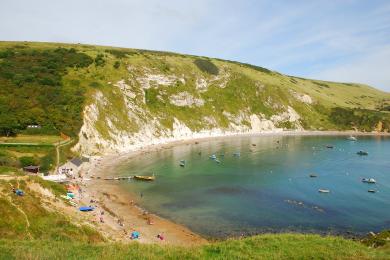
[114,135,390,238]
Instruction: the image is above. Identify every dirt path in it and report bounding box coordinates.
[2,178,32,239]
[54,138,74,172]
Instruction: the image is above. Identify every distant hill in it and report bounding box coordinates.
[1,41,389,154]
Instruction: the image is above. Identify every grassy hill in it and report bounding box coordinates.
[1,234,389,260]
[1,41,390,154]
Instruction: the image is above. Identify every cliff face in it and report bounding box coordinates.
[67,49,388,155]
[74,65,310,155]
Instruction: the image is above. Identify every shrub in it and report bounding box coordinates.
[94,54,105,67]
[19,156,37,167]
[194,59,219,75]
[113,61,120,69]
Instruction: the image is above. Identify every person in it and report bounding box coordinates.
[157,233,164,241]
[100,216,104,223]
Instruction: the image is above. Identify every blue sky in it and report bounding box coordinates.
[1,0,389,91]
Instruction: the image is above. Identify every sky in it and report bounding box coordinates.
[1,0,389,91]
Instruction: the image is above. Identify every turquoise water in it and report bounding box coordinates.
[114,135,390,238]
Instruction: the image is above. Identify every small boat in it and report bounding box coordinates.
[362,178,376,184]
[179,160,186,167]
[309,174,318,178]
[318,189,330,193]
[209,154,217,160]
[326,145,334,149]
[347,136,357,141]
[215,159,221,164]
[368,190,377,193]
[134,175,155,181]
[233,152,240,157]
[79,206,94,212]
[357,151,368,156]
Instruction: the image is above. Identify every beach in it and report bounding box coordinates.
[75,130,389,245]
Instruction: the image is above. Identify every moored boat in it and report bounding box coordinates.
[318,189,330,193]
[179,160,186,167]
[347,136,357,141]
[368,189,377,193]
[209,154,217,160]
[362,178,376,184]
[134,175,155,181]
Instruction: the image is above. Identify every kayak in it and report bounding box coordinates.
[79,206,94,212]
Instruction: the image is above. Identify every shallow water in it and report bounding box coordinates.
[114,135,390,238]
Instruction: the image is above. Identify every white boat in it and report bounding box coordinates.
[209,154,217,160]
[318,189,330,193]
[362,178,376,184]
[347,136,357,141]
[215,159,221,164]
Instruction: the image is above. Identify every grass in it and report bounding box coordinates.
[0,134,62,144]
[0,175,104,243]
[0,234,388,259]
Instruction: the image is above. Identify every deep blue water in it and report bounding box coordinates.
[113,135,390,238]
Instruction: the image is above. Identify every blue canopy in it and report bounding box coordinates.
[79,206,94,211]
[131,231,140,239]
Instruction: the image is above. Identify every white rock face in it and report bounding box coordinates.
[169,92,205,107]
[290,90,313,104]
[137,73,185,89]
[74,86,303,155]
[195,78,208,92]
[271,106,303,130]
[250,114,277,132]
[114,80,136,99]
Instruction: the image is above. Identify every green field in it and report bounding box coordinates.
[0,134,62,144]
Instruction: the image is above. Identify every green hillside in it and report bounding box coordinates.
[1,41,390,150]
[1,234,389,260]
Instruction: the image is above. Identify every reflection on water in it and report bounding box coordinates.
[113,135,390,238]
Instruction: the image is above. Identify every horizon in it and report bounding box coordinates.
[1,0,389,91]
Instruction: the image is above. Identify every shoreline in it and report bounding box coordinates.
[77,130,389,245]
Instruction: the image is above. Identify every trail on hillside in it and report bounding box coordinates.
[2,178,32,239]
[55,138,73,172]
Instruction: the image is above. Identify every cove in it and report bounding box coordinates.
[112,135,390,238]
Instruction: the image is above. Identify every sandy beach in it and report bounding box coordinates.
[74,130,389,245]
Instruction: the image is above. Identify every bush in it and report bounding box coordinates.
[194,59,219,75]
[94,54,105,67]
[19,156,37,167]
[329,107,390,131]
[113,61,120,69]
